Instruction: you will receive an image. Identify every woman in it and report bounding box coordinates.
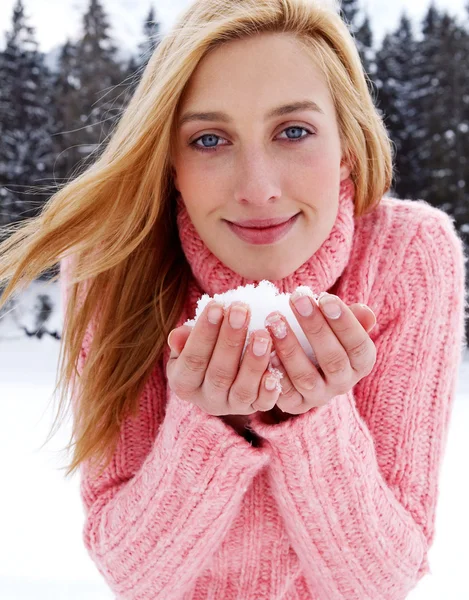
[0,0,466,598]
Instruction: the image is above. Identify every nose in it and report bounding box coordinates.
[233,151,281,206]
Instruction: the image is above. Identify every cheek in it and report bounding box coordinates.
[177,159,223,197]
[285,148,339,192]
[291,142,339,171]
[176,166,222,224]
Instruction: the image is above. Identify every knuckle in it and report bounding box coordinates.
[171,378,194,399]
[243,360,265,380]
[356,341,377,375]
[294,371,320,392]
[208,365,234,391]
[286,403,308,415]
[184,353,207,374]
[230,385,254,405]
[348,337,372,361]
[305,320,329,338]
[277,391,303,413]
[327,320,350,335]
[222,335,245,351]
[322,352,349,376]
[279,343,297,362]
[253,398,276,412]
[279,382,298,402]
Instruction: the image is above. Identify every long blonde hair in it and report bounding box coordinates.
[0,0,394,479]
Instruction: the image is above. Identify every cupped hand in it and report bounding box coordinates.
[166,300,281,417]
[263,292,377,416]
[167,299,376,421]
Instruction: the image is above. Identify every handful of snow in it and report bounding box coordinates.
[184,280,320,368]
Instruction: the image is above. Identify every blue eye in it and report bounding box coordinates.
[189,126,315,152]
[192,133,222,151]
[278,126,313,141]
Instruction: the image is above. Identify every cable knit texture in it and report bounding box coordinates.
[60,177,467,599]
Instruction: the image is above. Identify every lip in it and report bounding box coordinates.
[225,213,300,245]
[229,215,298,228]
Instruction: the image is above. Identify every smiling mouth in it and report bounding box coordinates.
[225,213,300,245]
[228,214,300,229]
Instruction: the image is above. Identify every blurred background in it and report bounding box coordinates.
[0,1,468,598]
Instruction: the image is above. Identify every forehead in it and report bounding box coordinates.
[179,32,332,113]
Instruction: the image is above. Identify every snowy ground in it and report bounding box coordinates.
[0,279,468,599]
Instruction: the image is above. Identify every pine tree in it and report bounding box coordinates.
[374,13,421,200]
[412,6,467,213]
[460,2,469,346]
[339,0,375,94]
[71,0,126,171]
[137,5,162,69]
[460,3,469,228]
[0,0,56,227]
[440,13,469,220]
[123,5,163,101]
[339,0,360,25]
[50,39,81,182]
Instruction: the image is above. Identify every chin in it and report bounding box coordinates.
[233,260,298,282]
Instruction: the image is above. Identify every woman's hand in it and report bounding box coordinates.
[166,297,376,422]
[166,301,282,417]
[264,292,377,415]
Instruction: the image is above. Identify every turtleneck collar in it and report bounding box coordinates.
[176,177,356,298]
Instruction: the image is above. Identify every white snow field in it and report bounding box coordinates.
[0,279,468,599]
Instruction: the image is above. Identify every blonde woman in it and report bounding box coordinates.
[0,0,466,598]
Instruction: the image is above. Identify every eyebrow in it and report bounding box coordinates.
[178,100,324,127]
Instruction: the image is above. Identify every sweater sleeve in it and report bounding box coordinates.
[60,258,271,600]
[246,210,467,600]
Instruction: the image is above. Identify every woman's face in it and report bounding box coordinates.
[173,32,351,281]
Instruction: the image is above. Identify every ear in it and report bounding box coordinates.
[170,164,180,192]
[340,158,352,181]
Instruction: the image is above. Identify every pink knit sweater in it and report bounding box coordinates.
[60,178,467,599]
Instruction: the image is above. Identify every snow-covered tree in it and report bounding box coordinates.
[50,39,81,182]
[124,5,163,100]
[0,0,56,226]
[339,0,374,83]
[374,13,420,199]
[412,5,468,213]
[374,4,469,217]
[137,5,162,69]
[70,0,126,170]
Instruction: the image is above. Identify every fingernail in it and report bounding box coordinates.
[270,352,281,368]
[207,302,224,325]
[265,313,287,339]
[229,303,249,329]
[318,293,342,319]
[253,335,270,357]
[167,330,175,349]
[291,291,314,317]
[360,304,376,317]
[360,304,377,329]
[265,376,278,391]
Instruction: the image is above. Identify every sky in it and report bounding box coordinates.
[0,0,467,55]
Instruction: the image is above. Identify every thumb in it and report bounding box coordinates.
[167,325,193,357]
[349,303,377,333]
